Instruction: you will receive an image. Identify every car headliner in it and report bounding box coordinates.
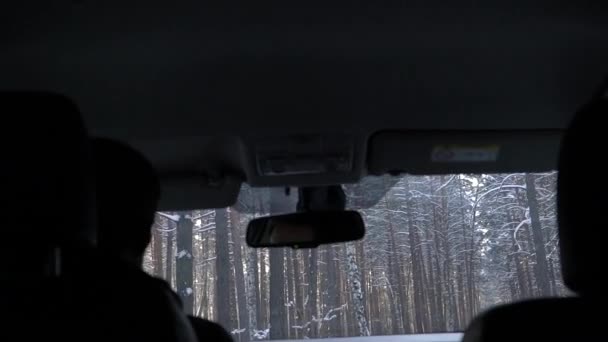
[2,1,607,208]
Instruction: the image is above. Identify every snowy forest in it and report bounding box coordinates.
[143,172,565,340]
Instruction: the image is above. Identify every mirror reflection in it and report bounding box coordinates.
[246,210,365,248]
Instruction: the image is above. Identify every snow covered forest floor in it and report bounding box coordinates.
[143,173,565,340]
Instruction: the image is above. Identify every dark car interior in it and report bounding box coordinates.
[2,1,608,341]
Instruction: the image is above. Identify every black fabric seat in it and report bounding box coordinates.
[0,92,197,342]
[463,82,608,341]
[556,84,608,299]
[463,297,603,342]
[0,92,95,340]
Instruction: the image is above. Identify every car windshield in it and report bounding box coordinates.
[144,172,565,340]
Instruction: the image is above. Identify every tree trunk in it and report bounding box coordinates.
[198,232,209,317]
[428,178,446,331]
[356,242,370,332]
[337,247,350,335]
[438,176,457,331]
[456,264,465,330]
[506,253,518,300]
[509,211,528,299]
[269,248,287,339]
[325,246,341,335]
[164,220,176,287]
[292,250,304,339]
[215,209,232,329]
[405,177,427,333]
[245,246,259,340]
[384,192,407,334]
[259,250,268,329]
[267,188,294,339]
[286,249,295,339]
[525,173,551,296]
[523,255,535,298]
[152,216,164,278]
[458,179,476,323]
[346,243,370,336]
[387,249,402,334]
[308,249,319,338]
[176,213,194,314]
[424,225,438,331]
[370,275,381,334]
[229,208,249,341]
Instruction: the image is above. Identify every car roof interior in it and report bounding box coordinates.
[2,1,608,210]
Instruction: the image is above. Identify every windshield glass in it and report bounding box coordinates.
[144,172,565,340]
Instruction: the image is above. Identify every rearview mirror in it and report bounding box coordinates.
[246,211,365,248]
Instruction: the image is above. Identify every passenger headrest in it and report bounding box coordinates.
[0,92,94,254]
[558,81,608,297]
[463,298,600,342]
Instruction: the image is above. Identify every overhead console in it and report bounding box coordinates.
[243,134,366,187]
[368,130,562,175]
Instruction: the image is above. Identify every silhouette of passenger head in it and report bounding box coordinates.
[93,138,160,266]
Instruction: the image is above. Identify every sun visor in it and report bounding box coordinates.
[368,130,562,175]
[158,175,242,210]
